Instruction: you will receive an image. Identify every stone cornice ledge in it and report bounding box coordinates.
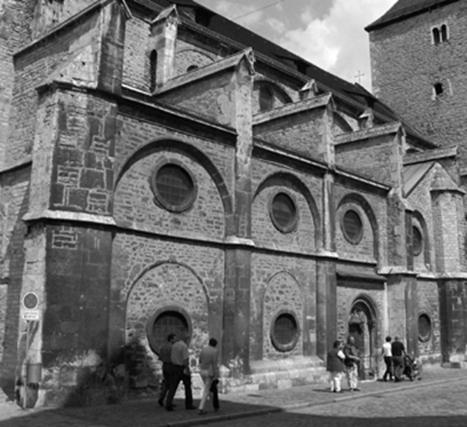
[253,94,332,126]
[0,157,32,175]
[436,272,467,280]
[224,236,256,247]
[23,210,116,226]
[378,266,418,276]
[334,122,402,146]
[404,146,457,166]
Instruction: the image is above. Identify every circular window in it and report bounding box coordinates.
[271,312,299,352]
[418,313,432,342]
[152,163,196,212]
[147,310,189,354]
[413,226,423,256]
[342,209,363,244]
[270,192,298,233]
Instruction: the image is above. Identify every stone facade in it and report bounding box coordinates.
[0,0,466,407]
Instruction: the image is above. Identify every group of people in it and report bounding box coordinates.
[327,334,413,393]
[326,336,361,393]
[158,334,220,415]
[381,335,407,382]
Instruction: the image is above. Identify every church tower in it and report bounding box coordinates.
[366,0,467,174]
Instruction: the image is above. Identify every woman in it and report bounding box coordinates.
[198,338,219,415]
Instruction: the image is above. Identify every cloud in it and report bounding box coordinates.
[278,0,395,90]
[199,0,264,27]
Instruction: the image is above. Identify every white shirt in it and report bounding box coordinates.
[382,342,392,357]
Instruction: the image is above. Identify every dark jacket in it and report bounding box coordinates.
[343,343,359,367]
[391,341,405,357]
[327,348,345,372]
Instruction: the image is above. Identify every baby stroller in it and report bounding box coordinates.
[403,354,421,381]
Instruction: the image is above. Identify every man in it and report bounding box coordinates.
[391,336,405,382]
[343,335,360,391]
[381,336,393,381]
[158,333,175,407]
[326,340,345,393]
[198,338,220,414]
[165,334,196,411]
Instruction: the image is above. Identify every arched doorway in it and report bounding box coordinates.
[348,297,377,379]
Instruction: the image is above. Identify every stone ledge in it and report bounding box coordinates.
[23,210,116,226]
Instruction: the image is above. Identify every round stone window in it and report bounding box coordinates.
[271,312,299,352]
[152,162,196,212]
[418,313,432,343]
[413,226,423,256]
[270,192,298,233]
[147,309,190,355]
[342,209,363,244]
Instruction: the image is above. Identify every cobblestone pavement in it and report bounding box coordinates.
[0,367,465,427]
[207,371,467,427]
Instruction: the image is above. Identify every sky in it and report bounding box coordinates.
[196,0,396,92]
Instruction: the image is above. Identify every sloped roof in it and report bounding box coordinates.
[366,0,459,31]
[134,0,437,148]
[403,162,434,197]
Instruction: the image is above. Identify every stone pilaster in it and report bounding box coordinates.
[149,5,179,89]
[222,53,254,374]
[316,172,336,359]
[384,272,418,356]
[98,0,131,95]
[438,279,467,365]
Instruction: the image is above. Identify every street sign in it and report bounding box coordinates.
[23,292,38,310]
[22,310,40,321]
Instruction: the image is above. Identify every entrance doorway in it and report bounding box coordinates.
[348,297,377,379]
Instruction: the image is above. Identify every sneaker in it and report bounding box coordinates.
[158,399,164,407]
[166,406,174,411]
[198,410,207,415]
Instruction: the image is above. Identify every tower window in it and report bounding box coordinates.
[431,24,449,44]
[440,24,448,42]
[433,82,444,96]
[432,27,440,45]
[150,50,158,92]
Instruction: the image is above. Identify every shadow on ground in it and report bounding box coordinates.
[1,398,467,427]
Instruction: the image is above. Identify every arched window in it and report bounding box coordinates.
[259,85,274,112]
[441,24,448,42]
[150,50,158,92]
[432,27,440,45]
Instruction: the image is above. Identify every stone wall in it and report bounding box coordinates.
[369,1,467,167]
[114,150,226,239]
[122,16,150,91]
[9,12,101,168]
[254,107,328,161]
[334,184,387,264]
[0,165,30,390]
[335,134,399,186]
[50,90,116,216]
[42,224,112,405]
[250,253,316,360]
[110,234,224,377]
[416,280,441,360]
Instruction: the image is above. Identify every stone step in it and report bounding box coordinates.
[223,358,328,394]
